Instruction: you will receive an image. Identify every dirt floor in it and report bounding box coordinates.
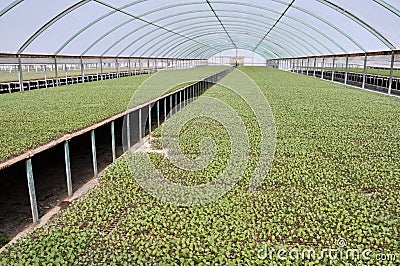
[0,96,170,248]
[0,121,124,248]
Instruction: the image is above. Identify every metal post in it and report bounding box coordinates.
[26,158,39,225]
[169,95,173,116]
[313,57,317,77]
[128,58,131,75]
[179,90,182,110]
[116,58,120,78]
[91,130,98,178]
[164,98,167,121]
[100,57,104,80]
[300,58,304,74]
[321,57,325,79]
[175,93,178,111]
[64,141,73,198]
[362,53,368,89]
[17,54,24,92]
[388,50,395,95]
[54,56,59,86]
[44,65,48,88]
[111,121,116,162]
[157,101,160,127]
[148,105,152,134]
[139,109,142,139]
[95,63,99,80]
[80,57,85,83]
[127,113,131,148]
[184,89,186,106]
[331,57,336,82]
[344,55,349,85]
[306,57,310,76]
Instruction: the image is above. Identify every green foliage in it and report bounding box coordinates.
[307,67,400,78]
[0,66,227,162]
[0,233,9,246]
[0,67,124,83]
[1,67,399,265]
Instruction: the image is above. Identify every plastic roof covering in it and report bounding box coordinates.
[0,0,399,59]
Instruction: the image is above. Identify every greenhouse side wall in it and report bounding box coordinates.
[0,54,208,94]
[268,50,400,96]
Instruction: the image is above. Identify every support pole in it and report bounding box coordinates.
[148,105,152,134]
[345,55,349,85]
[321,57,325,79]
[91,130,98,178]
[95,63,99,80]
[313,57,317,77]
[169,95,173,116]
[26,158,39,225]
[164,98,167,121]
[139,109,143,140]
[157,101,160,127]
[54,56,59,86]
[111,121,116,162]
[100,57,104,80]
[127,113,131,149]
[116,58,120,78]
[184,89,186,106]
[301,58,304,74]
[64,141,73,198]
[80,57,85,83]
[128,58,131,75]
[331,57,336,82]
[179,90,182,110]
[17,54,24,92]
[362,53,368,89]
[44,65,48,88]
[388,50,395,95]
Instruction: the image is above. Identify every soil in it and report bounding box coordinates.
[0,120,124,248]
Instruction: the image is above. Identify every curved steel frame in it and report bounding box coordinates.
[134,23,314,58]
[161,31,296,59]
[97,8,346,59]
[127,16,320,56]
[85,9,340,57]
[88,0,355,56]
[0,0,397,59]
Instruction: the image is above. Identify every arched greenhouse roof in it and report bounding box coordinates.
[0,0,399,59]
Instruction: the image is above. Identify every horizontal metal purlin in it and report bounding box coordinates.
[273,50,400,61]
[0,53,206,61]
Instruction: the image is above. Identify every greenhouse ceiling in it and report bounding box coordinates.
[0,0,399,59]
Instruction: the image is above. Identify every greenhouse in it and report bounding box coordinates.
[0,0,399,264]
